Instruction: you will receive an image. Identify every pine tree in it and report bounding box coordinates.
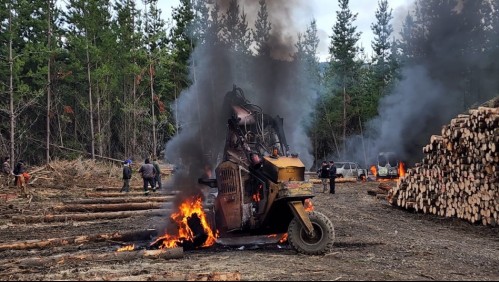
[143,0,168,158]
[164,0,195,137]
[252,0,271,57]
[328,0,361,153]
[112,0,143,158]
[296,20,320,85]
[221,0,251,54]
[365,0,394,119]
[205,3,222,47]
[371,0,393,72]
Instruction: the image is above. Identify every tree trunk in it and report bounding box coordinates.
[45,0,52,164]
[18,248,183,268]
[86,38,95,160]
[150,62,157,158]
[343,84,347,157]
[0,229,157,251]
[96,83,102,156]
[8,6,15,168]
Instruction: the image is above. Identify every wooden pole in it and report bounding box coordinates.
[12,209,171,224]
[0,229,157,251]
[17,247,184,268]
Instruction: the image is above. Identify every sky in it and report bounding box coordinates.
[159,0,414,61]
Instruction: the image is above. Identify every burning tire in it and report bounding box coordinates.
[287,211,334,255]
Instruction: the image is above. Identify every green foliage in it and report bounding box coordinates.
[253,0,271,57]
[2,0,497,168]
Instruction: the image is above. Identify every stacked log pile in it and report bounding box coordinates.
[388,106,498,226]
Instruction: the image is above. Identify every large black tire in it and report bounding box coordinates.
[287,211,335,255]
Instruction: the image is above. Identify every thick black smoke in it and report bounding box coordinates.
[342,0,499,168]
[164,0,316,195]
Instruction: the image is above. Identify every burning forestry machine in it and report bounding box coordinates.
[199,85,335,255]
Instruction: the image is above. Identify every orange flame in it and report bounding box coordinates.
[151,196,218,249]
[398,162,406,178]
[117,244,135,252]
[304,199,314,212]
[279,233,288,244]
[252,184,263,202]
[267,234,277,238]
[370,165,377,176]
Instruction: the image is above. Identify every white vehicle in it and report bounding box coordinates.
[376,152,399,179]
[334,162,367,180]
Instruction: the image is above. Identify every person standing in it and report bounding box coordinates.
[13,160,29,196]
[328,160,337,194]
[152,158,162,190]
[120,161,132,193]
[319,161,330,193]
[2,157,11,187]
[13,160,26,187]
[138,158,156,195]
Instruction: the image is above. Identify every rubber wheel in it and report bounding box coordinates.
[287,211,335,255]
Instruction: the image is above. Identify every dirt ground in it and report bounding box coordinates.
[0,162,497,281]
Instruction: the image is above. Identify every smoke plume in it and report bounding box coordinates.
[164,0,316,196]
[343,0,499,168]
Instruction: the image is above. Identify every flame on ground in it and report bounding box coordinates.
[117,244,135,252]
[304,199,314,212]
[151,196,218,249]
[279,233,288,244]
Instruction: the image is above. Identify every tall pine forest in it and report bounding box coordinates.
[0,0,498,170]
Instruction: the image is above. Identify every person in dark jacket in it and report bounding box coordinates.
[13,160,26,187]
[120,161,132,193]
[318,161,330,193]
[152,158,161,190]
[138,158,156,195]
[328,160,337,194]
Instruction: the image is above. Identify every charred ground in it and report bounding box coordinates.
[0,160,497,281]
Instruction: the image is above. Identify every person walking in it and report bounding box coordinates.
[138,158,156,196]
[328,160,337,194]
[152,158,162,190]
[120,161,132,193]
[318,161,330,193]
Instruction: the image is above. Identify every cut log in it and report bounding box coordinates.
[0,229,157,251]
[335,177,358,183]
[52,202,169,213]
[62,196,174,205]
[12,209,171,224]
[85,192,160,197]
[17,247,183,268]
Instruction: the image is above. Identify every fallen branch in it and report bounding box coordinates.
[11,209,171,224]
[17,247,183,268]
[0,229,157,251]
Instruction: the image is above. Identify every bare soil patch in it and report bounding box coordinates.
[0,160,497,281]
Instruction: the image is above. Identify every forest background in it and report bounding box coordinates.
[0,0,498,170]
